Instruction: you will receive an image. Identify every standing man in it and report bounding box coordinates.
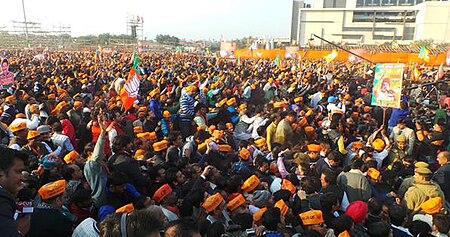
[403,166,445,213]
[148,88,163,121]
[179,86,197,139]
[2,95,18,125]
[0,147,30,237]
[274,112,297,149]
[266,113,281,152]
[433,151,450,205]
[389,119,414,156]
[337,158,372,203]
[29,180,75,237]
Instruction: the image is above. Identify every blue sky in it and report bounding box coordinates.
[0,0,293,40]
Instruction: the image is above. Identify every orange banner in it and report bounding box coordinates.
[235,49,446,66]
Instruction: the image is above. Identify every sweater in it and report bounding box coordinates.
[84,136,107,208]
[337,169,372,202]
[179,94,195,120]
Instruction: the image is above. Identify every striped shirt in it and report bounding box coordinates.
[179,94,195,120]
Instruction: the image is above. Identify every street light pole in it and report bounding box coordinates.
[21,0,29,48]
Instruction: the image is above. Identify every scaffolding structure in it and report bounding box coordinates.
[126,13,144,41]
[0,20,72,49]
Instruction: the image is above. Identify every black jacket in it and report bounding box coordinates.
[0,187,21,237]
[108,152,151,189]
[28,207,73,237]
[433,163,450,202]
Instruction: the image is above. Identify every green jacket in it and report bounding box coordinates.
[403,180,445,213]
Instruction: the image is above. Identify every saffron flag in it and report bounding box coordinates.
[120,52,141,112]
[419,47,430,62]
[412,64,420,82]
[324,50,338,63]
[436,63,444,81]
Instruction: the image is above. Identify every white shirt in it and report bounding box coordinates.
[161,206,179,222]
[72,218,100,237]
[373,150,389,169]
[327,102,346,114]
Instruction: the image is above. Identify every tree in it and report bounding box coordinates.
[155,34,180,46]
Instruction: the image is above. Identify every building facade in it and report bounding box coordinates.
[290,0,450,45]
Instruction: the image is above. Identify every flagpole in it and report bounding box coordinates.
[407,78,450,90]
[312,34,374,64]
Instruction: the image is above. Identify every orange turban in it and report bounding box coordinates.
[274,199,289,217]
[254,138,266,148]
[420,197,443,214]
[149,88,160,98]
[133,126,144,134]
[202,193,224,213]
[226,98,237,106]
[38,180,66,200]
[134,149,147,161]
[307,144,322,152]
[241,175,260,193]
[239,148,251,161]
[372,138,385,151]
[366,168,381,181]
[282,179,297,195]
[227,193,246,212]
[27,130,40,140]
[64,151,80,164]
[9,122,27,133]
[217,98,228,107]
[115,203,135,214]
[253,207,268,224]
[218,145,232,153]
[153,140,169,152]
[152,184,173,203]
[300,210,324,226]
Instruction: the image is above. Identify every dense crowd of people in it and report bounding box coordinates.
[0,50,449,237]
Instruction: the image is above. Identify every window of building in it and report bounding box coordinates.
[323,0,347,8]
[365,0,381,6]
[352,11,375,22]
[382,0,397,6]
[398,0,414,6]
[343,27,373,31]
[342,35,363,39]
[373,35,402,40]
[403,27,415,40]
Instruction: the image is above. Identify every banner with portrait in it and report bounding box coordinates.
[0,58,15,89]
[348,49,366,63]
[371,63,404,108]
[446,48,450,66]
[285,46,299,59]
[219,42,237,59]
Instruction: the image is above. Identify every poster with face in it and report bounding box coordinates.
[371,63,404,108]
[219,42,236,59]
[0,58,15,89]
[285,46,299,59]
[446,49,450,66]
